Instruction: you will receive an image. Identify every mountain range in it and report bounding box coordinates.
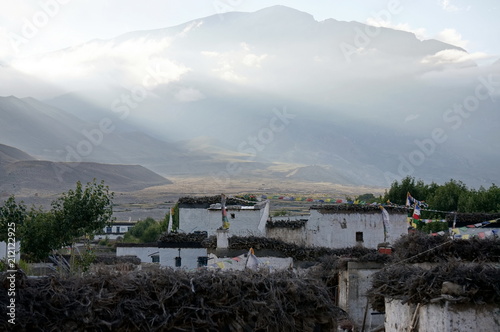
[0,143,171,194]
[1,6,499,191]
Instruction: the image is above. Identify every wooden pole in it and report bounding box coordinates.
[221,194,229,229]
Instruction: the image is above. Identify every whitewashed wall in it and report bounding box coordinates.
[160,248,208,269]
[306,210,408,248]
[116,246,159,263]
[265,227,306,246]
[385,299,500,332]
[117,246,208,269]
[257,209,408,249]
[95,223,135,240]
[179,208,265,236]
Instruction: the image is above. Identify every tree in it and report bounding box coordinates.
[20,208,59,261]
[355,193,380,204]
[457,184,500,213]
[0,196,26,242]
[426,179,468,212]
[51,179,114,246]
[383,176,438,205]
[124,217,163,243]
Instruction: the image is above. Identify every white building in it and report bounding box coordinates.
[267,204,409,249]
[95,221,137,240]
[116,240,208,269]
[178,196,269,236]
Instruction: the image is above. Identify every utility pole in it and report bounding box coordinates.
[221,194,230,230]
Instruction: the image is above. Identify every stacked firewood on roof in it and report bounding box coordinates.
[368,232,500,311]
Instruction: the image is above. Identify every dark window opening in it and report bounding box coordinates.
[356,232,364,242]
[175,256,182,267]
[197,256,208,267]
[106,227,112,233]
[230,213,235,219]
[151,255,160,263]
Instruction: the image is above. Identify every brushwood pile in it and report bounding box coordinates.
[1,268,350,331]
[368,233,500,312]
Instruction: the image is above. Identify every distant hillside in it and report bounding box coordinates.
[0,143,35,164]
[0,144,172,194]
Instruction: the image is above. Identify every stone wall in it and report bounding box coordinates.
[385,299,500,332]
[179,208,265,236]
[338,262,385,330]
[306,209,408,248]
[265,209,408,249]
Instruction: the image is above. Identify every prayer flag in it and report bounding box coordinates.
[413,205,421,219]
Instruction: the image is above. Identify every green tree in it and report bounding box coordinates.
[355,193,380,204]
[171,203,179,231]
[0,196,27,242]
[1,181,114,262]
[51,179,114,245]
[142,223,161,242]
[124,217,163,243]
[426,179,468,212]
[459,184,500,213]
[384,176,439,205]
[20,208,59,261]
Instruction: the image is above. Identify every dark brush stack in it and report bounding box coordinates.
[0,268,349,331]
[368,233,500,312]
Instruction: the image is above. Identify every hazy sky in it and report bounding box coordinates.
[1,0,499,61]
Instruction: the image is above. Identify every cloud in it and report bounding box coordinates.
[421,49,489,65]
[242,53,267,67]
[201,42,268,82]
[365,18,427,40]
[439,0,459,12]
[435,28,468,48]
[439,0,470,12]
[174,87,205,102]
[10,37,191,89]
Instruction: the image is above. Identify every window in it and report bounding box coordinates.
[151,255,160,263]
[356,232,364,242]
[106,227,112,233]
[197,256,208,267]
[127,226,132,232]
[175,256,182,267]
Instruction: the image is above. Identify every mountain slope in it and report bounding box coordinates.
[0,144,172,193]
[0,143,36,164]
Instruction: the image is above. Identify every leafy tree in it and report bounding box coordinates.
[171,203,179,231]
[3,180,114,262]
[124,217,163,243]
[459,184,500,213]
[355,193,381,204]
[51,179,114,245]
[384,176,439,205]
[426,179,468,212]
[142,223,162,242]
[20,208,59,261]
[0,196,26,242]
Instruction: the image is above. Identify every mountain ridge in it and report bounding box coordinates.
[0,143,172,194]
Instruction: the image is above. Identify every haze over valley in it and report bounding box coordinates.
[1,5,499,202]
